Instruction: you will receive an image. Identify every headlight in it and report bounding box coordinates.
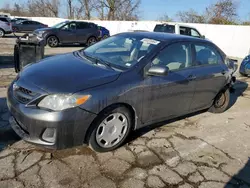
[37,31,46,37]
[38,94,91,111]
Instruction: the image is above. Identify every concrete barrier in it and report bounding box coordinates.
[10,16,250,58]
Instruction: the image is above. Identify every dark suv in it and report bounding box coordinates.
[33,21,100,47]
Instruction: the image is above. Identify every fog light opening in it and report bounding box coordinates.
[42,128,56,143]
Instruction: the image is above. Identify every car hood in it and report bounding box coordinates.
[34,27,55,32]
[19,52,121,93]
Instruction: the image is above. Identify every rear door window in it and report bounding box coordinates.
[76,22,90,29]
[180,26,191,36]
[154,25,175,33]
[0,18,8,22]
[194,44,223,66]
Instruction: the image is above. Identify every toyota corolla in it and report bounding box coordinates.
[7,32,236,152]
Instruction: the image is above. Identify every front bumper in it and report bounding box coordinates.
[7,83,97,149]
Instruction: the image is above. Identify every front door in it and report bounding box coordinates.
[58,22,77,44]
[142,42,196,124]
[188,43,228,111]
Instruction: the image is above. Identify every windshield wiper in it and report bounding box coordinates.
[81,51,115,71]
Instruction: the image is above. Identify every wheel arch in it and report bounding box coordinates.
[46,35,60,43]
[84,102,137,143]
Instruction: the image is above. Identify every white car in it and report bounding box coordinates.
[0,17,12,37]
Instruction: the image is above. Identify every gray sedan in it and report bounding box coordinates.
[12,20,48,32]
[7,32,236,152]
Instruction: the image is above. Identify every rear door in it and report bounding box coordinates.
[76,22,98,43]
[20,21,33,31]
[188,42,228,111]
[58,22,77,43]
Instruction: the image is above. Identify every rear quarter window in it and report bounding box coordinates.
[0,18,8,22]
[154,25,175,33]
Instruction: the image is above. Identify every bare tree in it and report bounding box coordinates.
[176,9,205,23]
[78,0,96,19]
[66,0,75,19]
[205,0,238,24]
[94,0,140,20]
[158,14,173,22]
[27,0,60,17]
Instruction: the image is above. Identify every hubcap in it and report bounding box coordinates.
[215,93,226,108]
[96,113,128,148]
[48,37,58,47]
[88,38,96,45]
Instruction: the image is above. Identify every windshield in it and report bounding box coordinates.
[51,21,68,28]
[83,35,160,70]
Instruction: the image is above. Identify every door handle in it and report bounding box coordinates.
[188,75,196,81]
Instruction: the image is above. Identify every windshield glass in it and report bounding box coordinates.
[51,21,68,28]
[83,35,160,70]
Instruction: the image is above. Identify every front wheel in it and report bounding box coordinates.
[47,36,59,47]
[88,106,132,152]
[209,88,230,113]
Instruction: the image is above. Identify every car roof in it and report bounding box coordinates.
[117,32,207,43]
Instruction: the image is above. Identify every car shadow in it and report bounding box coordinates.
[55,44,87,48]
[0,55,14,67]
[224,158,250,187]
[228,80,248,110]
[127,79,248,143]
[0,97,20,151]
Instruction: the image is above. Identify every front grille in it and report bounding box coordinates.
[14,85,37,104]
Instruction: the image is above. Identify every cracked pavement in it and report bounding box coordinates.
[1,54,250,187]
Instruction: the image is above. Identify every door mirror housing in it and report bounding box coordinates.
[201,35,206,39]
[147,65,169,76]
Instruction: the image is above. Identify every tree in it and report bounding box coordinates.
[205,0,238,24]
[94,0,141,20]
[27,0,60,17]
[66,0,74,19]
[158,14,173,22]
[176,9,205,23]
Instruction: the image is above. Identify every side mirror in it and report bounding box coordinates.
[147,65,169,76]
[201,35,205,39]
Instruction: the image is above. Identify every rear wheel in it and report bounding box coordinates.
[87,37,97,46]
[88,106,132,152]
[102,35,109,39]
[0,29,5,38]
[209,88,230,113]
[47,36,59,47]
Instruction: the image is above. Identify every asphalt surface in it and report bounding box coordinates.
[0,34,250,188]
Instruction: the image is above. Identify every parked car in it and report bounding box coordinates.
[154,23,205,39]
[33,21,101,47]
[11,18,29,24]
[0,17,12,37]
[12,20,48,33]
[7,32,236,152]
[98,26,110,39]
[239,54,250,76]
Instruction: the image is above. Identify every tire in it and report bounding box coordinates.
[102,35,109,40]
[209,88,230,113]
[87,36,97,46]
[0,29,5,38]
[88,106,132,152]
[47,36,59,47]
